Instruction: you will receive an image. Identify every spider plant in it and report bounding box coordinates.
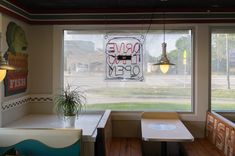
[54,84,86,117]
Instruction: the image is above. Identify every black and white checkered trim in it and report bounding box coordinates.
[29,95,53,103]
[1,96,30,111]
[1,95,53,112]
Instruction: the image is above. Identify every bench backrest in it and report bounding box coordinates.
[141,112,179,119]
[206,111,235,156]
[96,110,112,156]
[0,128,82,156]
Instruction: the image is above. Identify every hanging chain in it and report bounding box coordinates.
[163,11,166,43]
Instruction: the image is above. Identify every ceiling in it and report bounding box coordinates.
[6,0,235,13]
[1,0,235,24]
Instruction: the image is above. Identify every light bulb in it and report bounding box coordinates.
[0,69,6,81]
[160,64,169,74]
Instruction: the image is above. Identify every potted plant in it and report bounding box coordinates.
[54,84,86,127]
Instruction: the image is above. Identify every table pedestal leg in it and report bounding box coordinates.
[161,142,167,156]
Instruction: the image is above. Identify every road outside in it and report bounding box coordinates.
[64,72,235,111]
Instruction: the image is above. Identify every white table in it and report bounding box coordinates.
[5,113,102,141]
[4,112,103,156]
[141,118,194,156]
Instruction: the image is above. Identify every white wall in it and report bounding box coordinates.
[0,14,30,126]
[181,25,210,121]
[27,25,54,114]
[28,26,53,94]
[0,13,2,126]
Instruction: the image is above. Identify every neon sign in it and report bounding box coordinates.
[105,35,144,81]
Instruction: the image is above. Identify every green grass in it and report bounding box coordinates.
[88,87,235,99]
[87,87,191,97]
[86,102,235,111]
[212,103,235,110]
[212,89,235,98]
[86,87,235,111]
[86,102,190,111]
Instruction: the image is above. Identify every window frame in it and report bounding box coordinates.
[62,26,195,113]
[210,26,235,112]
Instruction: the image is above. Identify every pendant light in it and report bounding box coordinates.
[153,12,174,74]
[0,55,16,81]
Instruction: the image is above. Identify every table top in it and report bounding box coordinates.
[141,118,194,142]
[4,113,103,142]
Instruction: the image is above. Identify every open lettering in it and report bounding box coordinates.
[109,65,140,77]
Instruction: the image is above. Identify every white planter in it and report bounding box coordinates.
[64,116,76,128]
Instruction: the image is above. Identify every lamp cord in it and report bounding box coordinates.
[163,12,165,43]
[143,13,154,44]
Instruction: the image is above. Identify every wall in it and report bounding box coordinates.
[28,26,53,94]
[0,14,30,126]
[0,13,2,127]
[27,25,54,114]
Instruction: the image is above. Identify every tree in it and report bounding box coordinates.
[167,35,191,74]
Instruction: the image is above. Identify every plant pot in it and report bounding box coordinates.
[63,115,76,128]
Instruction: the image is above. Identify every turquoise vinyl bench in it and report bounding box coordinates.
[0,128,82,156]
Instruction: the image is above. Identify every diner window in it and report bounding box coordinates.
[211,29,235,111]
[64,29,193,111]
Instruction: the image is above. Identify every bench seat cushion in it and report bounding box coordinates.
[0,128,82,156]
[0,139,81,156]
[181,138,224,156]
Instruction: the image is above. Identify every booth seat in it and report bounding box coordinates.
[96,110,142,156]
[0,128,82,156]
[181,111,235,156]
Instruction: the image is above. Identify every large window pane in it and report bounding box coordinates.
[211,30,235,111]
[64,30,192,111]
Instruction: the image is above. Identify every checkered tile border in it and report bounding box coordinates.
[29,95,53,103]
[1,94,53,112]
